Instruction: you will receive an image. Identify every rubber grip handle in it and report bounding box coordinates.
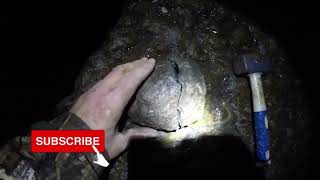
[254,111,270,162]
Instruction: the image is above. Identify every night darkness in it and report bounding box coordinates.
[0,0,316,179]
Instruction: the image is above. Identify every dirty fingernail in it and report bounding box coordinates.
[148,58,155,63]
[141,57,148,61]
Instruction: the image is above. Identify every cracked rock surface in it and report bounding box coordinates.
[128,57,206,131]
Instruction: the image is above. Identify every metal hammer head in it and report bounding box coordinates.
[233,54,272,76]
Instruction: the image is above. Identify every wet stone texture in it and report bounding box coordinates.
[128,57,206,131]
[68,0,309,179]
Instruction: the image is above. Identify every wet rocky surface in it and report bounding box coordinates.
[69,0,310,179]
[128,57,206,131]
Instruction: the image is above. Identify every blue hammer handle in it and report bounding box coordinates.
[254,111,270,162]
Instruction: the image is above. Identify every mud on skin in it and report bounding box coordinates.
[60,0,310,179]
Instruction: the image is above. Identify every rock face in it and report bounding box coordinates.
[128,57,206,131]
[71,0,310,179]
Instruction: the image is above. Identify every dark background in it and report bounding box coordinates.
[0,0,316,178]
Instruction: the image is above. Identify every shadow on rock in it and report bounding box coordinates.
[128,135,265,180]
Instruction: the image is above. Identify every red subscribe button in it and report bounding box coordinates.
[31,130,105,152]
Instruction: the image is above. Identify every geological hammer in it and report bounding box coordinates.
[233,54,272,163]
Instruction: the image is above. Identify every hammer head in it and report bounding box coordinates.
[233,54,272,76]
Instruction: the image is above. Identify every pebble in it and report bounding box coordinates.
[161,7,168,14]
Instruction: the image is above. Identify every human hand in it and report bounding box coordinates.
[70,57,159,159]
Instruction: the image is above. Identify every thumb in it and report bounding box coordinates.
[106,127,161,159]
[124,127,162,140]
